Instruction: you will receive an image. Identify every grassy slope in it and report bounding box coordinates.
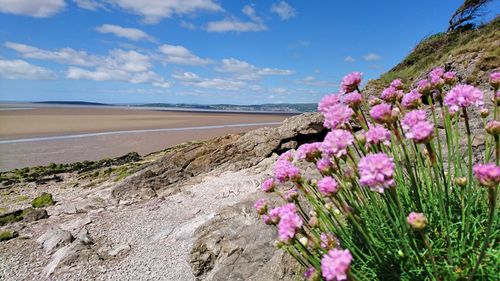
[366,17,500,92]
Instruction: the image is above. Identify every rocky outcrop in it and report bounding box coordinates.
[112,112,325,199]
[189,194,296,281]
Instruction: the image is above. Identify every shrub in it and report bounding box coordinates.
[256,70,499,280]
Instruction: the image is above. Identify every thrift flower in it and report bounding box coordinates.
[254,199,268,215]
[323,103,354,129]
[277,203,303,242]
[320,233,338,249]
[274,160,300,183]
[297,142,322,162]
[343,91,363,108]
[285,188,299,202]
[380,87,403,103]
[341,72,362,93]
[401,90,422,109]
[358,153,395,193]
[401,109,427,131]
[406,121,434,143]
[443,71,457,85]
[417,79,432,95]
[321,249,353,281]
[303,267,318,280]
[473,163,500,187]
[370,103,393,124]
[318,94,340,113]
[429,67,445,87]
[490,72,500,90]
[407,212,427,231]
[317,176,339,196]
[390,79,404,90]
[444,84,484,114]
[316,157,333,173]
[486,120,500,136]
[261,178,275,192]
[278,151,294,162]
[321,129,354,157]
[366,124,391,146]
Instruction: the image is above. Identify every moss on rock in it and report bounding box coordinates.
[0,210,23,226]
[0,230,18,242]
[31,193,55,208]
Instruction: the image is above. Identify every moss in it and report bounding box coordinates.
[31,193,55,208]
[0,230,18,242]
[0,210,23,226]
[14,195,30,203]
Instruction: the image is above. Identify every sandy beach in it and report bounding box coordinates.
[0,105,291,170]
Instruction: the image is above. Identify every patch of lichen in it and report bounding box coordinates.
[31,193,55,208]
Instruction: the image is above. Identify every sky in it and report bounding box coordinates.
[0,0,498,105]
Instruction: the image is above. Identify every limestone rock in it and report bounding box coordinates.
[21,207,49,222]
[37,227,75,254]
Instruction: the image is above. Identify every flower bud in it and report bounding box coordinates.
[455,177,467,187]
[369,96,382,106]
[486,120,500,136]
[308,216,319,227]
[274,240,284,248]
[391,108,401,120]
[324,203,333,211]
[480,108,489,118]
[299,237,309,246]
[356,132,366,145]
[407,212,427,231]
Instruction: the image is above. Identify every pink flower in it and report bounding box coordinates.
[278,151,294,162]
[490,72,500,89]
[340,72,362,93]
[370,103,393,124]
[343,91,363,108]
[405,121,434,143]
[380,87,404,103]
[320,232,338,249]
[277,203,303,242]
[401,90,422,109]
[323,103,354,129]
[407,212,427,231]
[473,163,500,187]
[318,176,339,196]
[274,159,300,183]
[366,124,391,146]
[444,84,484,114]
[265,207,281,224]
[390,79,404,90]
[254,199,268,215]
[429,67,445,87]
[443,71,457,85]
[303,267,317,280]
[285,188,299,202]
[416,79,432,94]
[358,153,395,193]
[297,142,322,162]
[318,94,340,113]
[401,109,427,131]
[261,178,275,192]
[321,249,352,281]
[321,129,354,157]
[316,157,333,173]
[486,120,500,136]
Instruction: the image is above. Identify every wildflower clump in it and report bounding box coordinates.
[255,68,499,280]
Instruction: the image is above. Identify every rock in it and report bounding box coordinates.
[37,227,74,254]
[76,228,93,245]
[42,240,93,277]
[31,192,55,208]
[189,194,296,281]
[113,113,326,199]
[0,230,18,242]
[0,209,24,226]
[108,243,131,257]
[59,216,92,233]
[21,207,49,222]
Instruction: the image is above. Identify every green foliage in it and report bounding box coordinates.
[0,210,23,226]
[0,230,18,242]
[31,193,54,208]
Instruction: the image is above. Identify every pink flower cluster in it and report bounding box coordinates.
[401,109,426,130]
[473,163,500,187]
[429,67,445,87]
[401,110,433,143]
[321,129,354,157]
[297,142,322,162]
[358,153,395,193]
[318,176,339,196]
[321,249,352,281]
[261,178,275,192]
[274,158,300,183]
[417,79,432,94]
[401,90,422,109]
[490,72,500,89]
[343,91,363,108]
[366,124,391,146]
[407,212,427,230]
[317,157,333,173]
[318,94,340,113]
[277,203,303,242]
[444,84,484,114]
[370,103,393,124]
[254,198,268,215]
[380,86,404,103]
[323,103,354,129]
[390,79,404,90]
[341,72,362,93]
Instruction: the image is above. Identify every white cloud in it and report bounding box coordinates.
[344,56,356,63]
[270,87,287,94]
[216,58,294,80]
[0,59,55,80]
[180,20,196,30]
[159,44,212,66]
[106,0,222,24]
[295,76,336,87]
[271,1,296,20]
[0,0,65,17]
[363,53,382,61]
[205,18,267,32]
[242,5,262,22]
[172,71,245,91]
[5,42,99,67]
[96,24,154,41]
[73,0,106,10]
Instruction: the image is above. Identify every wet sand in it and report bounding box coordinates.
[0,105,290,171]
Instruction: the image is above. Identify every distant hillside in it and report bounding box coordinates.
[135,103,317,113]
[365,16,499,94]
[36,101,112,106]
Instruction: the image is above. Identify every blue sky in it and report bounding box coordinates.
[0,0,498,105]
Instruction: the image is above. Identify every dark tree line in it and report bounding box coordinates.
[448,0,494,31]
